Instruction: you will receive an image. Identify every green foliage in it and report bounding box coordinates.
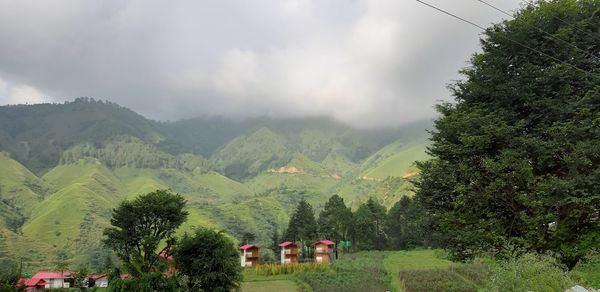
[173,228,242,292]
[317,195,353,243]
[251,262,332,276]
[284,199,317,243]
[103,190,188,276]
[386,196,432,249]
[297,251,389,292]
[0,258,19,292]
[415,0,600,264]
[571,250,600,288]
[107,271,185,292]
[352,198,387,250]
[485,253,575,292]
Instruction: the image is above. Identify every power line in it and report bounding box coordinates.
[414,0,597,80]
[475,0,600,62]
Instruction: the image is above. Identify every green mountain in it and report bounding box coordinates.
[0,99,432,270]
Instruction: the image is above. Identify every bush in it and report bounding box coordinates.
[571,250,600,288]
[485,253,575,292]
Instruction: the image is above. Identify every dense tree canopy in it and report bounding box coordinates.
[353,198,387,250]
[174,228,242,292]
[317,195,353,243]
[386,196,430,250]
[103,190,188,276]
[415,0,600,265]
[284,199,318,242]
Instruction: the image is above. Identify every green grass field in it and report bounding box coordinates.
[383,250,453,292]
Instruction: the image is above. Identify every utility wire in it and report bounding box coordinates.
[414,0,598,80]
[475,0,600,62]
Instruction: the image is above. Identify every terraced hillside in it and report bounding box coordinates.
[0,99,433,270]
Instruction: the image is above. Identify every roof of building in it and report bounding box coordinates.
[240,244,258,250]
[313,240,335,246]
[278,241,298,247]
[17,278,47,287]
[159,250,174,261]
[88,274,107,280]
[32,271,73,279]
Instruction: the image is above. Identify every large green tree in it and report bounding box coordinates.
[103,190,188,276]
[174,228,242,292]
[284,199,318,242]
[386,196,429,250]
[353,198,387,250]
[415,0,600,265]
[318,195,353,243]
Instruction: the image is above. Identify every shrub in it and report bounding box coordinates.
[485,253,575,292]
[571,250,600,288]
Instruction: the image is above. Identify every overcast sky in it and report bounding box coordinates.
[0,0,523,127]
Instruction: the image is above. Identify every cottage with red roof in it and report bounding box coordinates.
[240,244,260,267]
[16,278,47,291]
[32,271,73,288]
[278,241,299,264]
[313,240,335,264]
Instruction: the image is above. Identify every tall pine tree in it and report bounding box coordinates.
[318,195,353,243]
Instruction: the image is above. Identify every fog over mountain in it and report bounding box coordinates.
[0,0,521,127]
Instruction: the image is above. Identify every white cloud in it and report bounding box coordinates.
[0,0,522,127]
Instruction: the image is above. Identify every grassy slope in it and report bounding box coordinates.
[24,159,122,252]
[359,142,429,180]
[0,152,49,219]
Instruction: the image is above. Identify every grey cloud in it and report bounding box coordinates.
[0,0,522,127]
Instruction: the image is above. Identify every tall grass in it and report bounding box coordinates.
[251,263,332,276]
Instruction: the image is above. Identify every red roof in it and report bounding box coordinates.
[278,241,297,247]
[17,278,47,287]
[159,250,174,261]
[240,244,258,250]
[313,240,335,246]
[33,271,73,279]
[88,274,107,280]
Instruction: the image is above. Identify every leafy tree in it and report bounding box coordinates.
[415,0,600,265]
[284,199,318,242]
[353,198,387,250]
[0,258,19,292]
[241,232,256,244]
[103,190,188,276]
[174,228,242,292]
[270,229,281,254]
[386,196,429,250]
[317,195,353,243]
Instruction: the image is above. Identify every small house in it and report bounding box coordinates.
[313,240,335,264]
[240,244,260,267]
[32,271,73,288]
[16,278,47,292]
[278,241,299,264]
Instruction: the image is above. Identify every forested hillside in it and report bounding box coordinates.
[0,99,431,270]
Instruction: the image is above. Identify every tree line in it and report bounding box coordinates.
[274,194,434,257]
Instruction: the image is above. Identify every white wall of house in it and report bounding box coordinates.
[280,248,285,264]
[44,278,69,288]
[95,277,108,288]
[240,250,246,267]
